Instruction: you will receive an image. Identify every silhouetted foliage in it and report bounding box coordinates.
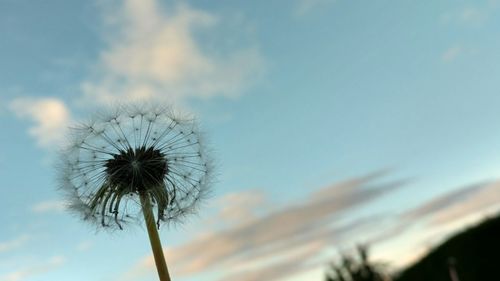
[326,245,391,281]
[394,213,500,281]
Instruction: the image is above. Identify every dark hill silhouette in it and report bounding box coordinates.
[394,212,500,281]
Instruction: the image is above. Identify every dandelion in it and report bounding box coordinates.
[58,104,212,281]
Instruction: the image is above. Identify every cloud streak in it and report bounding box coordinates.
[31,200,66,213]
[371,179,500,267]
[424,182,500,225]
[217,240,325,281]
[0,256,65,281]
[295,0,336,16]
[402,181,499,225]
[0,235,30,253]
[127,172,405,281]
[441,46,462,62]
[117,173,500,281]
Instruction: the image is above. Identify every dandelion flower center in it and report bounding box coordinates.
[105,146,168,192]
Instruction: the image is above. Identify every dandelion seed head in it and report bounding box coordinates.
[58,104,213,230]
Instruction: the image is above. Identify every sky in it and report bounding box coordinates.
[1,0,500,280]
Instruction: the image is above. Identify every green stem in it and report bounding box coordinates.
[140,192,172,281]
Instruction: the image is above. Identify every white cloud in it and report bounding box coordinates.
[76,240,93,252]
[295,0,336,16]
[441,46,462,62]
[81,0,264,105]
[31,200,66,213]
[9,97,70,148]
[440,3,500,26]
[0,235,30,253]
[0,256,65,281]
[460,7,485,23]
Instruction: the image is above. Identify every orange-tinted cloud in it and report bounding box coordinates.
[130,172,404,280]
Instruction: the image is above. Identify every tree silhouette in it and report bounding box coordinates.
[326,245,391,281]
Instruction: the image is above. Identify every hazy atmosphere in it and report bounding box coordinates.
[1,0,500,280]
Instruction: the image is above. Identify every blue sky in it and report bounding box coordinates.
[1,0,500,280]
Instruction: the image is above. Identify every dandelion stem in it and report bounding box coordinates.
[140,192,171,281]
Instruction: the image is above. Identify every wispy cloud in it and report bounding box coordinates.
[356,179,500,274]
[295,0,336,16]
[0,235,30,253]
[210,190,268,226]
[441,46,462,62]
[31,200,66,213]
[401,181,499,225]
[217,240,325,281]
[372,180,500,266]
[9,97,70,148]
[116,174,500,281]
[76,240,94,252]
[424,182,500,225]
[81,0,264,105]
[459,7,486,23]
[0,256,65,281]
[440,3,500,26]
[124,172,404,281]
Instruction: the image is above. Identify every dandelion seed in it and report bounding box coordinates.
[58,104,213,281]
